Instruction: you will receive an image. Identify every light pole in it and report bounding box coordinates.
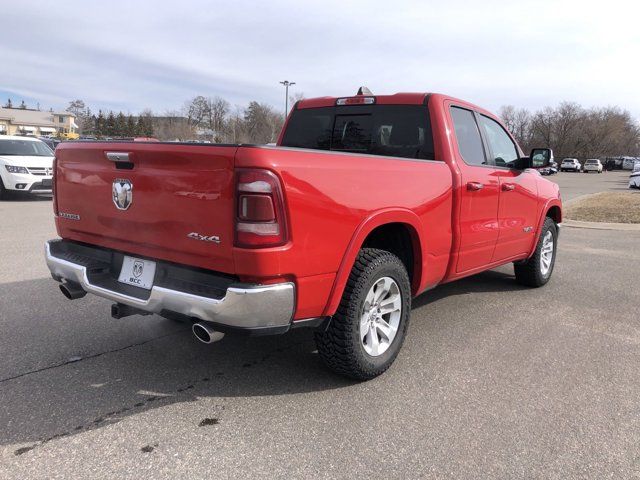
[279,80,296,117]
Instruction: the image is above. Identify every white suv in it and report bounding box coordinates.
[0,136,54,199]
[583,159,603,173]
[560,158,582,172]
[629,162,640,189]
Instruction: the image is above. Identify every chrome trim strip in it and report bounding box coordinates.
[44,240,295,329]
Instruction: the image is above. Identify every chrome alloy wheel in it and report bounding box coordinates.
[540,231,554,276]
[360,276,402,357]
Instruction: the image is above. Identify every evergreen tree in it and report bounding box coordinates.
[90,114,97,135]
[4,98,12,108]
[115,112,127,137]
[144,116,154,136]
[95,110,106,136]
[126,115,136,137]
[105,111,116,137]
[135,116,145,136]
[82,107,93,134]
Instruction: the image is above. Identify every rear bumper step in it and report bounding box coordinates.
[45,239,295,331]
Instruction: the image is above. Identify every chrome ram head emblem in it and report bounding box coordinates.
[133,260,144,278]
[112,179,133,210]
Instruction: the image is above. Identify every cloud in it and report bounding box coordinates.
[1,0,639,117]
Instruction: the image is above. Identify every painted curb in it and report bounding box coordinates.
[564,219,640,231]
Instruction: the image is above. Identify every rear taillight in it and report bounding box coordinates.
[234,169,288,248]
[52,157,59,216]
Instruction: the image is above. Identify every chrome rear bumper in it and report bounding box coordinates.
[45,240,295,330]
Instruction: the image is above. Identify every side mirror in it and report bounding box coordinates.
[529,148,554,169]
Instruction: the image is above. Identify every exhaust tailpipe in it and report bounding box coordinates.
[192,323,225,344]
[59,282,86,300]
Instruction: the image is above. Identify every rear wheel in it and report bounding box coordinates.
[315,248,411,380]
[514,217,557,287]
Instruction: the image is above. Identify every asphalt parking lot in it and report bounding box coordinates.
[1,171,638,479]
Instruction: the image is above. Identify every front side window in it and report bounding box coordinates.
[450,107,486,166]
[478,115,519,168]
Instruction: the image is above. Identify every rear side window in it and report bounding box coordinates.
[478,115,519,168]
[450,107,486,166]
[281,105,435,160]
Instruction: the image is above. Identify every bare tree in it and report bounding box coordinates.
[209,97,230,141]
[289,92,305,111]
[185,95,209,129]
[502,102,640,160]
[66,99,85,117]
[184,95,230,141]
[242,102,285,144]
[499,105,532,150]
[227,105,247,143]
[153,110,197,141]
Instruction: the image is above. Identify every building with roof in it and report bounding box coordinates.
[0,107,77,137]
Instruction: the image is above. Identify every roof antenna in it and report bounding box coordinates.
[357,86,373,96]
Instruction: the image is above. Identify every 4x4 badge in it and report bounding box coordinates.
[187,232,221,244]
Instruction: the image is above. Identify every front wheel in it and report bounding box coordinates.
[0,177,8,200]
[514,218,558,287]
[315,248,411,380]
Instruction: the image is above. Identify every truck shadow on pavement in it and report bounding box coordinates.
[1,269,523,454]
[412,269,525,309]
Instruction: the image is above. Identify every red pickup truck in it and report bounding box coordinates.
[46,91,561,379]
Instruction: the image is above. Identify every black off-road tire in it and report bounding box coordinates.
[514,217,557,287]
[314,248,411,380]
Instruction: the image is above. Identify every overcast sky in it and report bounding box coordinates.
[2,0,639,118]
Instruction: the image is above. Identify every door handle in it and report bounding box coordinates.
[466,182,484,191]
[502,183,515,192]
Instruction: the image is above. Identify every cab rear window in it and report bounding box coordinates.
[281,105,435,160]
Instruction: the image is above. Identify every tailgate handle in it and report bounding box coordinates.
[106,152,132,163]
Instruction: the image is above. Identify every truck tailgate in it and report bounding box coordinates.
[54,142,238,274]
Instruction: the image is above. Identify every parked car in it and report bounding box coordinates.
[560,158,582,172]
[622,157,638,170]
[583,159,603,173]
[45,91,562,380]
[629,162,640,189]
[37,137,61,151]
[0,135,54,199]
[540,160,558,176]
